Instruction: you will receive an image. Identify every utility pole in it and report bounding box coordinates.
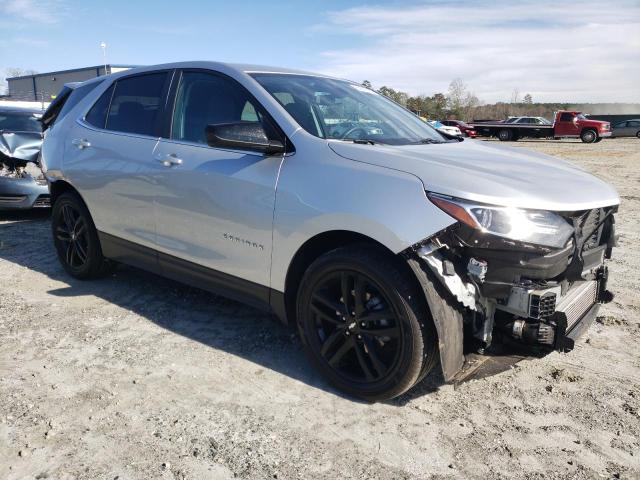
[100,42,108,75]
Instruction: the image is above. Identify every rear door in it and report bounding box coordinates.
[63,71,172,251]
[152,69,285,291]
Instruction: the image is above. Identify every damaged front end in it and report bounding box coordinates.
[405,193,617,381]
[0,131,49,209]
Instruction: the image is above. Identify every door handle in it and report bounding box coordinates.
[72,138,91,149]
[154,153,183,167]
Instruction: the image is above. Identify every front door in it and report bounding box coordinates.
[555,112,580,137]
[152,70,285,290]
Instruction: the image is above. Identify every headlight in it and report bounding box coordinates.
[428,193,574,249]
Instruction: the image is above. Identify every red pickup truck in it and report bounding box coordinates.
[471,111,611,143]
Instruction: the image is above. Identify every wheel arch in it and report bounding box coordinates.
[50,179,83,207]
[275,230,396,326]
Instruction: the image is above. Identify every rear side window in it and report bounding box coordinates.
[86,84,114,128]
[559,113,573,121]
[106,73,167,136]
[628,121,640,127]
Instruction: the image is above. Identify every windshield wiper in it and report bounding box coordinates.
[351,139,376,145]
[415,138,445,144]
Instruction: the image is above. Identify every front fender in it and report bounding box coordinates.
[269,137,456,292]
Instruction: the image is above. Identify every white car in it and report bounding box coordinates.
[428,120,462,136]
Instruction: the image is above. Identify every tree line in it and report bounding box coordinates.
[363,79,639,122]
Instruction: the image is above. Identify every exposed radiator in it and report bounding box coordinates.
[556,281,598,330]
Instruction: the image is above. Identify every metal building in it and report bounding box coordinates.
[7,65,136,102]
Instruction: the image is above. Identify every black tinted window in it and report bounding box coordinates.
[560,113,573,121]
[106,73,167,136]
[171,71,264,144]
[628,121,640,127]
[56,81,102,125]
[86,84,114,128]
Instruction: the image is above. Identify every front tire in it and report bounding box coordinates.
[52,192,115,279]
[296,246,437,401]
[581,129,597,143]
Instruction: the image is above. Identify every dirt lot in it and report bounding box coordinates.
[1,138,639,480]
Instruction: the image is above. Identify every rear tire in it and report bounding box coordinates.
[580,129,597,143]
[52,192,115,279]
[595,137,603,143]
[636,131,640,139]
[296,246,437,401]
[498,129,513,141]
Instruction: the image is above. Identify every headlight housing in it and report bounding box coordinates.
[428,193,574,249]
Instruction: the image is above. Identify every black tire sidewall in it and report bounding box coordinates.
[296,248,428,401]
[51,192,104,279]
[581,130,596,143]
[498,129,512,141]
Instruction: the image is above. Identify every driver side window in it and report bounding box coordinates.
[171,71,263,144]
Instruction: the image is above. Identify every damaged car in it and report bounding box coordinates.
[0,106,49,210]
[41,63,619,400]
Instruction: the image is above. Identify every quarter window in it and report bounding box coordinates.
[56,81,102,125]
[171,71,265,144]
[85,84,114,129]
[105,73,167,136]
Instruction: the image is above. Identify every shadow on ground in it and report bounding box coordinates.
[1,210,529,405]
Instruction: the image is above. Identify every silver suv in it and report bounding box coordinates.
[41,62,619,400]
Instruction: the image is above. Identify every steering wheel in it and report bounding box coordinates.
[340,127,368,140]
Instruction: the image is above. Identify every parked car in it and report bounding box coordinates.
[611,119,640,138]
[41,62,619,400]
[0,106,49,210]
[428,120,462,137]
[440,120,477,138]
[471,111,611,143]
[504,116,551,125]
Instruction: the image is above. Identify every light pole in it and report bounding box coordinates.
[100,42,107,75]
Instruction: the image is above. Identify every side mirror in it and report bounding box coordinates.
[205,122,285,155]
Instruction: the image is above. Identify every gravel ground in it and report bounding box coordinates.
[1,138,639,480]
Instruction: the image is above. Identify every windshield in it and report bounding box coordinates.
[251,74,444,145]
[0,111,41,132]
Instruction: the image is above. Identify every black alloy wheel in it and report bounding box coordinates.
[297,246,437,401]
[52,192,115,279]
[309,270,402,384]
[55,203,90,269]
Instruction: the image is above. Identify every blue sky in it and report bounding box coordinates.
[2,0,639,102]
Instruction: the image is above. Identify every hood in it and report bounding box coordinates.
[328,139,620,212]
[0,131,43,168]
[580,119,608,127]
